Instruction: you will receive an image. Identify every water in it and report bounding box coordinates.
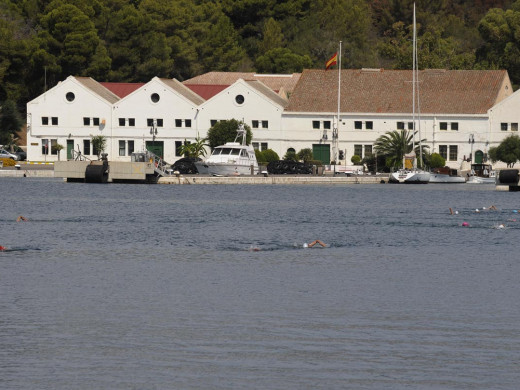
[1,178,520,389]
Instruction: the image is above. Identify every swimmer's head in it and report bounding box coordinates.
[455,211,459,215]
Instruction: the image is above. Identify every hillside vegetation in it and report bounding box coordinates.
[1,0,519,114]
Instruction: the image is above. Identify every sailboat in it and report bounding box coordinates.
[389,4,430,184]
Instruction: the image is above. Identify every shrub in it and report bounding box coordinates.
[429,153,445,169]
[0,157,16,167]
[351,155,361,165]
[283,150,298,161]
[260,149,279,163]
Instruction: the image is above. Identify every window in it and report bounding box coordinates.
[252,142,259,150]
[175,141,183,156]
[211,120,217,127]
[440,122,448,131]
[366,121,373,130]
[42,117,49,125]
[261,142,268,151]
[157,119,163,127]
[501,123,508,131]
[66,92,75,102]
[354,121,362,130]
[287,148,295,153]
[51,117,58,125]
[439,145,448,159]
[354,144,362,157]
[93,142,100,157]
[312,121,320,129]
[83,140,91,155]
[147,118,154,127]
[128,118,135,127]
[408,122,414,130]
[128,141,134,155]
[50,139,58,155]
[512,123,518,132]
[451,122,458,131]
[235,94,244,104]
[119,118,125,126]
[185,119,192,128]
[42,139,49,154]
[252,120,259,128]
[175,119,182,128]
[262,120,268,129]
[84,117,91,126]
[151,93,160,103]
[93,118,100,126]
[449,145,458,161]
[119,140,126,156]
[323,121,331,130]
[397,122,405,130]
[364,145,373,156]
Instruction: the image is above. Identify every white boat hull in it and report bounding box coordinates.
[429,173,465,183]
[389,170,430,184]
[195,161,257,176]
[466,176,495,184]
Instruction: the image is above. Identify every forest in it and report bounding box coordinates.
[1,0,520,115]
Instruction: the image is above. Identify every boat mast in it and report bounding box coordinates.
[412,3,417,169]
[333,41,342,167]
[414,3,423,168]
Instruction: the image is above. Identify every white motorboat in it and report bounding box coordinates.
[429,167,465,183]
[195,123,258,176]
[466,163,496,184]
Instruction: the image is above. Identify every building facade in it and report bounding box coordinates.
[26,69,519,170]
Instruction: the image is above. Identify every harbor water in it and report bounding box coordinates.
[1,178,520,389]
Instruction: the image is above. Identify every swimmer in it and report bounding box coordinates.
[248,245,261,252]
[494,224,506,229]
[449,208,459,215]
[489,205,498,211]
[307,240,327,248]
[0,245,6,251]
[16,215,28,222]
[462,222,470,227]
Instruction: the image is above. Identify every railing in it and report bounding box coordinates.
[71,150,91,161]
[146,151,170,177]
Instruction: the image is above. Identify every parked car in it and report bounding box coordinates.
[0,148,19,160]
[13,146,26,161]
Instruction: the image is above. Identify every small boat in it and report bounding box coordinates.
[195,123,258,176]
[429,167,465,183]
[389,168,430,184]
[466,163,496,184]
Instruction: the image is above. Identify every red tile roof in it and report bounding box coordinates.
[183,72,301,95]
[184,84,228,100]
[285,69,511,115]
[100,82,144,98]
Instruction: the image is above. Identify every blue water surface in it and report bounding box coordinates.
[1,178,519,389]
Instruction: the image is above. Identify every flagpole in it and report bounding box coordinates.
[334,41,341,170]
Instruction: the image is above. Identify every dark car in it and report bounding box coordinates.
[13,146,26,161]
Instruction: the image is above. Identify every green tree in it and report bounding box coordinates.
[430,152,446,169]
[488,134,520,167]
[255,48,312,73]
[207,119,252,149]
[374,130,429,169]
[283,149,298,161]
[258,17,283,55]
[259,148,279,163]
[91,134,107,159]
[177,137,208,158]
[297,148,313,163]
[0,99,23,145]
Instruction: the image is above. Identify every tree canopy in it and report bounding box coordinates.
[1,0,520,119]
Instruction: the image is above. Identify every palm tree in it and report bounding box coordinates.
[177,136,209,158]
[374,130,428,169]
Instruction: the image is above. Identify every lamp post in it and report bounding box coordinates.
[468,133,474,162]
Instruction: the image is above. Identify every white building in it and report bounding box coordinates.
[26,69,517,170]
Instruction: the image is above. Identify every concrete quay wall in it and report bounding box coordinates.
[158,175,388,185]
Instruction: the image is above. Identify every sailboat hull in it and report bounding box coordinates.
[389,170,430,184]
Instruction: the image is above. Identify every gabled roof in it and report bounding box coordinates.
[244,79,288,107]
[158,78,205,105]
[100,82,144,98]
[285,69,511,115]
[183,71,301,98]
[75,77,121,104]
[184,84,228,100]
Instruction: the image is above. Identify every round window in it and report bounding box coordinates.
[235,94,245,105]
[151,93,160,103]
[66,92,75,102]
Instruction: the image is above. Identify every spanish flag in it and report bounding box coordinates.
[325,52,338,70]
